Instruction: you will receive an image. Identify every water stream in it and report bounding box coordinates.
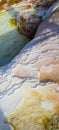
[0,6,30,67]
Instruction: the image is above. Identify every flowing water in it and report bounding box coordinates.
[0,6,30,67]
[0,4,47,67]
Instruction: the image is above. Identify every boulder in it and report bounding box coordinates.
[0,6,59,130]
[15,1,59,38]
[5,84,59,130]
[15,9,42,38]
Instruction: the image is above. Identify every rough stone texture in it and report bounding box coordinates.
[0,0,58,11]
[28,0,58,7]
[0,8,59,126]
[0,1,32,11]
[5,84,59,130]
[15,9,42,38]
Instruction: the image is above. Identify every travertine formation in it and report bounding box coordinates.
[12,9,59,83]
[0,4,59,130]
[5,84,59,130]
[0,6,59,103]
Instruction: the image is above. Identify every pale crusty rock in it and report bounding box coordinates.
[40,64,59,83]
[5,84,59,130]
[12,9,59,82]
[0,8,59,119]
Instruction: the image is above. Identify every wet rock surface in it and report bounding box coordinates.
[0,8,59,102]
[0,4,59,130]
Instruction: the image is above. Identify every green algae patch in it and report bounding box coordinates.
[9,18,17,27]
[47,116,59,130]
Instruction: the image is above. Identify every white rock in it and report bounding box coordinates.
[0,6,59,124]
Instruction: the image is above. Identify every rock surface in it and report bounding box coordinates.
[15,1,59,38]
[0,0,58,12]
[28,0,58,7]
[5,85,59,130]
[0,6,59,130]
[15,9,42,38]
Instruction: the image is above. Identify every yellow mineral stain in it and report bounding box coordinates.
[9,18,17,27]
[0,11,6,15]
[5,89,52,130]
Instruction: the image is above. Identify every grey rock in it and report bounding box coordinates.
[15,8,42,38]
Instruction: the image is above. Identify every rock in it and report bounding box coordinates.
[38,0,58,8]
[5,85,59,130]
[15,9,42,38]
[15,1,59,38]
[40,64,59,83]
[0,0,58,10]
[0,0,32,10]
[0,0,21,6]
[28,0,58,8]
[0,6,59,129]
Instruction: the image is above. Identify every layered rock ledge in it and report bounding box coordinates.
[0,3,59,130]
[0,7,59,107]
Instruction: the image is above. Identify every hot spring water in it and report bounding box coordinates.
[0,7,30,67]
[0,2,55,67]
